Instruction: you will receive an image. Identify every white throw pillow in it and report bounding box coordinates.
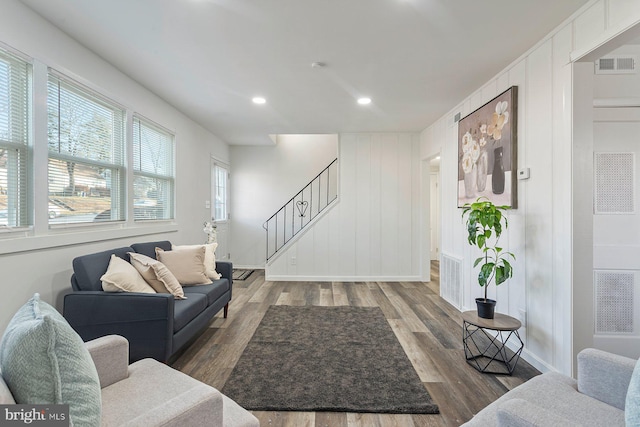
[100,254,155,294]
[172,243,221,280]
[128,252,186,300]
[155,247,210,286]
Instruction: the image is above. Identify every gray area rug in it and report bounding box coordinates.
[221,305,439,414]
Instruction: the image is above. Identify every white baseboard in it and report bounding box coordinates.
[264,274,423,282]
[519,345,557,374]
[233,265,265,270]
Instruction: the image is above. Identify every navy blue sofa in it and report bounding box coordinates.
[63,240,232,363]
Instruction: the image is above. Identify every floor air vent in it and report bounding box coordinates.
[441,253,462,309]
[594,270,634,334]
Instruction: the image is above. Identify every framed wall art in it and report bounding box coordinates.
[457,86,518,208]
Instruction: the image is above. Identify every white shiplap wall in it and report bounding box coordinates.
[421,0,640,375]
[266,133,421,281]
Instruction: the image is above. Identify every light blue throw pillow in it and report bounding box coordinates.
[627,357,640,426]
[0,294,101,426]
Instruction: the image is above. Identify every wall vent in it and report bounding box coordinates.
[594,152,634,214]
[595,55,637,74]
[594,270,634,334]
[441,253,462,309]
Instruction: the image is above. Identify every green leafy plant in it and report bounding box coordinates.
[461,197,515,301]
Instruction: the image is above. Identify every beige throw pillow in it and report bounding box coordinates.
[155,247,210,286]
[101,254,155,294]
[128,252,186,300]
[172,243,221,280]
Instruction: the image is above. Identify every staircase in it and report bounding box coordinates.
[263,159,338,261]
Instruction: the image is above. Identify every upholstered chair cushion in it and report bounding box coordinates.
[0,294,102,426]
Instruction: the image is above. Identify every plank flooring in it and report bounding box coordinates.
[172,262,540,426]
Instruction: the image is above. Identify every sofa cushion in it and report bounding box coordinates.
[626,358,640,425]
[128,252,186,299]
[173,294,208,332]
[0,294,102,426]
[131,240,172,260]
[73,247,133,291]
[101,358,224,426]
[156,247,210,286]
[101,254,156,294]
[183,279,230,305]
[173,243,221,280]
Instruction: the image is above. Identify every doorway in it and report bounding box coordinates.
[430,159,441,260]
[212,159,230,261]
[421,154,441,282]
[572,26,640,366]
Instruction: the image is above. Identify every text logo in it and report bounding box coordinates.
[0,405,68,426]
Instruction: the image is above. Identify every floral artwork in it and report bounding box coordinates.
[457,86,518,208]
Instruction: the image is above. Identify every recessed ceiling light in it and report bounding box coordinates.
[357,97,372,105]
[252,97,266,104]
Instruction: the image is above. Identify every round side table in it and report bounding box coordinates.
[462,310,524,375]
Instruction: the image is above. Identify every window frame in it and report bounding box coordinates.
[46,70,126,226]
[132,114,175,222]
[0,45,32,230]
[212,162,229,223]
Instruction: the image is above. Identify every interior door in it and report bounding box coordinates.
[212,159,230,260]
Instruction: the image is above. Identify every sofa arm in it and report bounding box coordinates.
[64,292,174,362]
[216,261,232,283]
[577,348,636,410]
[86,335,129,388]
[496,399,580,427]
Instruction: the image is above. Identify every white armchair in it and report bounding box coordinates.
[1,335,259,427]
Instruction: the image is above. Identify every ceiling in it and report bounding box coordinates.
[20,0,590,145]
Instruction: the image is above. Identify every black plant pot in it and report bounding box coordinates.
[476,298,497,319]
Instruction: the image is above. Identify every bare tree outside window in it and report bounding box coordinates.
[47,74,125,224]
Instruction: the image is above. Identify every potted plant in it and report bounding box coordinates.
[461,197,515,319]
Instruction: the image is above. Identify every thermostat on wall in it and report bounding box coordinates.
[517,168,530,180]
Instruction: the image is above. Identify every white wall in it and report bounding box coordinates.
[420,0,640,374]
[230,134,338,268]
[594,44,640,99]
[0,0,230,333]
[267,133,421,281]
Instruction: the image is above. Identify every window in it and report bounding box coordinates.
[0,48,30,228]
[213,164,228,221]
[132,116,174,221]
[47,72,125,224]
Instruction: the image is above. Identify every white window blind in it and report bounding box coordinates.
[0,48,31,228]
[133,116,174,221]
[47,72,125,224]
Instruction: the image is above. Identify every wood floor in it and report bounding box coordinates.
[172,263,540,427]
